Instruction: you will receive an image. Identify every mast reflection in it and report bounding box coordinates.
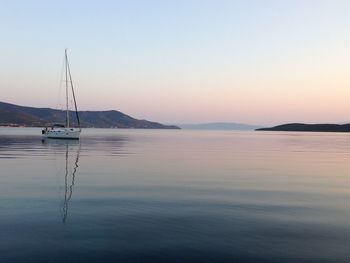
[42,138,81,224]
[62,142,81,224]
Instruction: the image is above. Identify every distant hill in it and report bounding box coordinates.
[179,122,261,130]
[256,123,350,132]
[0,101,179,129]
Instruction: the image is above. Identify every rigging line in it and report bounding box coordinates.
[55,54,66,111]
[66,51,81,128]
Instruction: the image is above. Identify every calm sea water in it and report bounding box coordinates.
[1,127,350,262]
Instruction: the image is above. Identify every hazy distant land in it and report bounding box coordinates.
[257,123,350,132]
[0,102,179,129]
[4,101,348,132]
[179,122,261,130]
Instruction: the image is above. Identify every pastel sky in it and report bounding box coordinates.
[1,0,350,125]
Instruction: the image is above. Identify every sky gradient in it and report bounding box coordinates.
[1,0,350,125]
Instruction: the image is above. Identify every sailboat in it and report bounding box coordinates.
[42,49,82,139]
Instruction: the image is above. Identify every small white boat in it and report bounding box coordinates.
[43,125,81,139]
[42,49,82,140]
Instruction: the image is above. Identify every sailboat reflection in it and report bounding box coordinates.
[43,139,81,223]
[62,142,81,224]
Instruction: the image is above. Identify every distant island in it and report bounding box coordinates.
[256,123,350,132]
[179,122,261,130]
[0,101,179,129]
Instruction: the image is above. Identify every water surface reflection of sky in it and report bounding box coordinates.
[1,127,350,262]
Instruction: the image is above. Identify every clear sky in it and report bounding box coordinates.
[1,0,350,125]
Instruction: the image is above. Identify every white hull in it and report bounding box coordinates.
[43,128,81,140]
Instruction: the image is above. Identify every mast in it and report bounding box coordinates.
[66,50,81,129]
[65,49,70,128]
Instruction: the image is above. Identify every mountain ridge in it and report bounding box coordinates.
[0,101,179,129]
[256,123,350,132]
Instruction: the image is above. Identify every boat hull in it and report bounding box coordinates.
[43,128,81,140]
